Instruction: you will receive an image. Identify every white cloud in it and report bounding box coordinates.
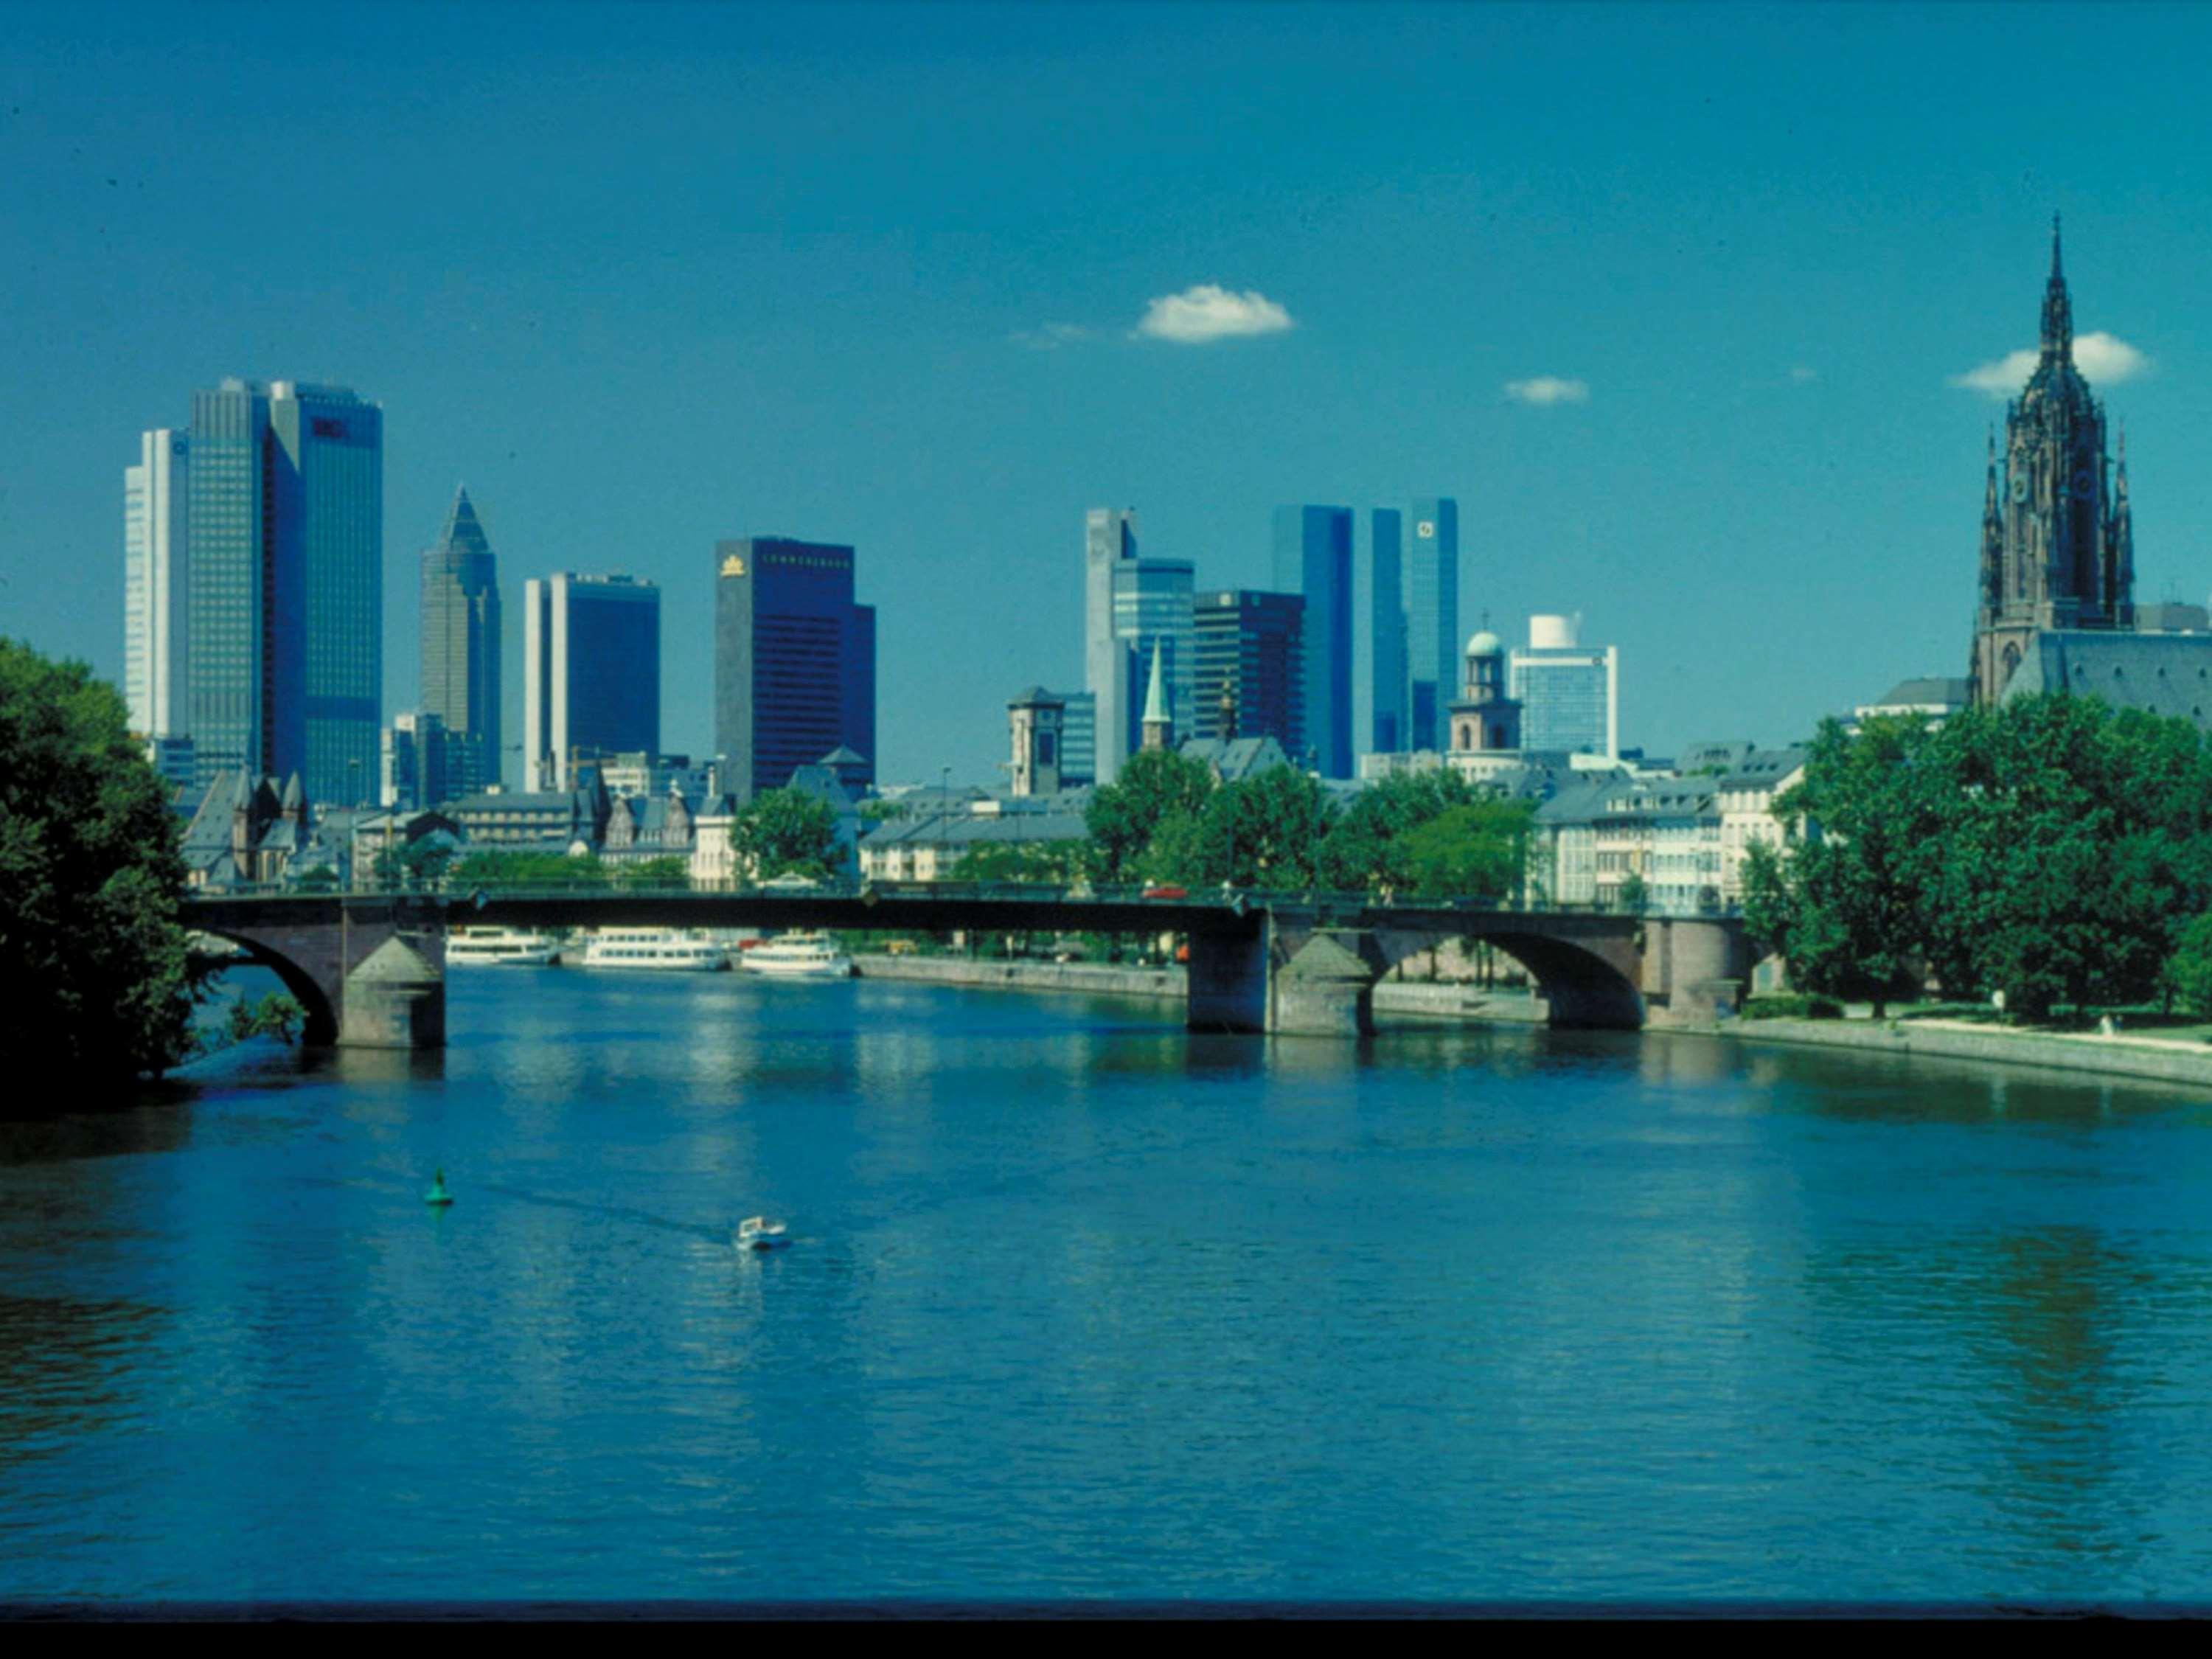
[1503,376,1590,406]
[1950,331,2152,396]
[1010,321,1093,351]
[1133,285,1294,344]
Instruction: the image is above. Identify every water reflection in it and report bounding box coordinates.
[10,972,2212,1600]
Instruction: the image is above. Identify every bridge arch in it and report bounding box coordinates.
[1371,924,1646,1029]
[191,929,341,1047]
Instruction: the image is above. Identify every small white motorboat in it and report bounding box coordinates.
[735,1216,791,1252]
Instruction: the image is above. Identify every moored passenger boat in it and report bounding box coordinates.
[577,928,729,972]
[446,926,563,967]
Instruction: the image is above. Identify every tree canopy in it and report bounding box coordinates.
[1082,748,1217,883]
[1749,695,2212,1020]
[0,639,208,1079]
[730,788,842,882]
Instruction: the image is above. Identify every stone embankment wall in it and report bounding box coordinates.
[1729,1017,2212,1087]
[849,955,1545,1023]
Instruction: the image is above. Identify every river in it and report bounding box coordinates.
[5,966,2212,1605]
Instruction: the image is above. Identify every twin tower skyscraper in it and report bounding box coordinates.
[1082,500,1459,784]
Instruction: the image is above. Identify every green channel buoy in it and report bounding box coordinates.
[424,1169,454,1206]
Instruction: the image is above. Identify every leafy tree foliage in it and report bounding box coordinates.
[226,992,304,1046]
[451,849,611,888]
[1614,872,1649,917]
[0,639,209,1080]
[1082,748,1216,883]
[1317,769,1484,895]
[2165,914,2212,1018]
[1395,799,1535,903]
[731,788,842,882]
[372,837,456,892]
[617,855,692,889]
[1754,696,2212,1021]
[948,840,1087,883]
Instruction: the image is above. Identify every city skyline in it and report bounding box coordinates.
[15,4,2212,784]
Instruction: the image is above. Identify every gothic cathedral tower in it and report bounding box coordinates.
[1970,218,2136,705]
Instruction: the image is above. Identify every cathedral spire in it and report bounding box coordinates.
[2040,212,2073,363]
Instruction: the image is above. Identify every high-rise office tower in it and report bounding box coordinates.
[1405,498,1460,752]
[181,379,384,804]
[1053,689,1096,787]
[712,538,876,801]
[1368,508,1408,754]
[420,486,503,794]
[1509,613,1618,759]
[524,573,661,792]
[1271,505,1354,776]
[1194,588,1305,750]
[1082,508,1141,784]
[1111,553,1194,768]
[380,710,453,811]
[124,428,189,742]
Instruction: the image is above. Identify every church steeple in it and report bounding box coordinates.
[2039,212,2073,363]
[1139,641,1172,752]
[1973,220,2132,707]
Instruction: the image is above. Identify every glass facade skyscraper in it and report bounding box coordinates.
[1111,555,1194,759]
[1405,498,1459,754]
[179,379,383,804]
[420,486,502,795]
[124,428,189,741]
[712,538,876,801]
[1051,689,1096,787]
[1510,614,1618,759]
[524,574,661,791]
[1271,505,1354,776]
[1195,589,1304,750]
[1367,508,1408,754]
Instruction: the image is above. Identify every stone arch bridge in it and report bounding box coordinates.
[181,888,1748,1050]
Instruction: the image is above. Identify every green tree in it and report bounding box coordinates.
[731,788,841,882]
[451,849,611,889]
[2165,914,2212,1018]
[948,839,1086,884]
[1316,768,1480,895]
[1614,872,1649,917]
[1083,748,1215,883]
[226,991,305,1046]
[1917,695,2212,1020]
[617,855,692,889]
[1395,797,1534,903]
[372,837,456,892]
[0,639,211,1079]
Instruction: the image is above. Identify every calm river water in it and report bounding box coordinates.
[7,967,2212,1605]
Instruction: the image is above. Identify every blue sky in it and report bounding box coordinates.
[7,1,2212,785]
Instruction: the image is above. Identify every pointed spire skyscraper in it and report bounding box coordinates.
[420,483,503,795]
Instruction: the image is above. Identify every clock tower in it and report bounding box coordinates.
[1969,217,2136,705]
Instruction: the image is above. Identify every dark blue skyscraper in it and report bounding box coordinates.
[522,574,661,790]
[1405,498,1460,752]
[1271,505,1353,776]
[183,378,383,804]
[713,538,877,801]
[1368,509,1408,754]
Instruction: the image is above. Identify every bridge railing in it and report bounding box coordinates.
[182,876,1700,921]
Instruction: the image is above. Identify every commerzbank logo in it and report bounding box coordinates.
[1416,521,1435,538]
[720,553,747,577]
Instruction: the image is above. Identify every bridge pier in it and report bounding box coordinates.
[196,897,448,1051]
[1639,917,1749,1029]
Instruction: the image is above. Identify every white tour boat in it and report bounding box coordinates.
[577,928,730,972]
[446,925,563,967]
[738,931,854,978]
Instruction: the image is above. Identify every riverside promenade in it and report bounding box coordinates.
[854,954,2212,1087]
[851,953,1548,1024]
[1725,1015,2212,1088]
